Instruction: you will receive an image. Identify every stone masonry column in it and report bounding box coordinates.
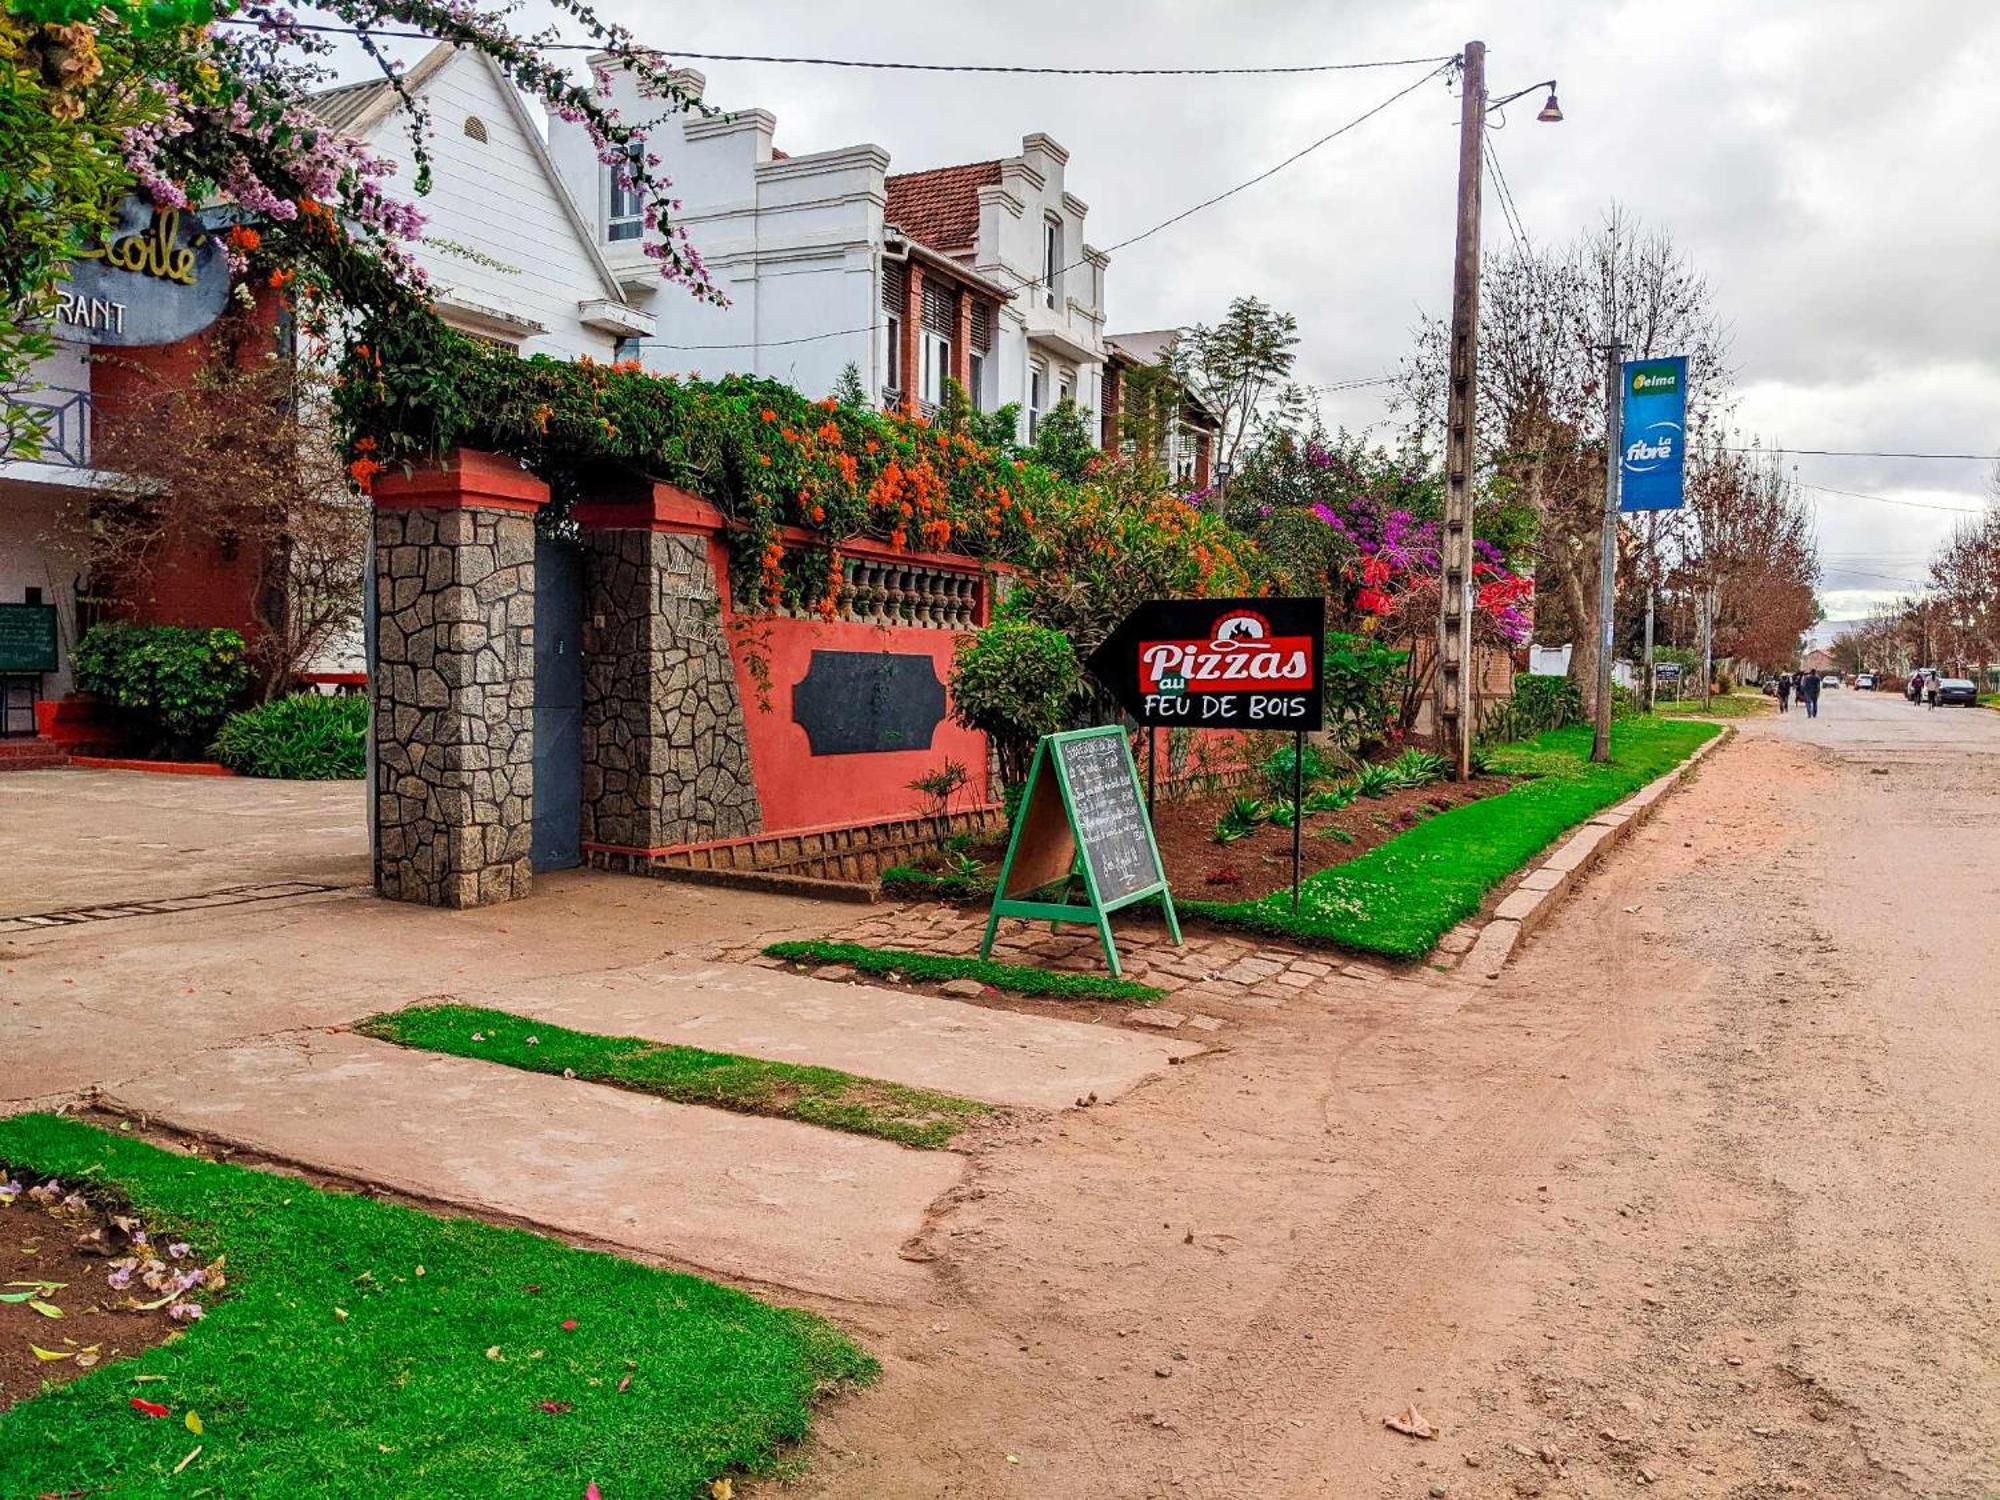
[370,448,549,907]
[574,482,761,864]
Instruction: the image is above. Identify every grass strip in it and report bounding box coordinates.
[1656,691,1772,719]
[357,1004,992,1150]
[763,940,1164,1004]
[0,1114,872,1499]
[1182,718,1720,960]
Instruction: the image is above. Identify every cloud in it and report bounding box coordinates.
[339,0,2000,581]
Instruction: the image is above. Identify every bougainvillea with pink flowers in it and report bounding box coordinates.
[2,0,720,453]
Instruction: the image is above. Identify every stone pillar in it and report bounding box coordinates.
[575,483,761,859]
[370,449,547,907]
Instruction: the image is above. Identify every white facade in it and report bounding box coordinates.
[965,134,1109,443]
[325,46,653,360]
[545,66,890,398]
[546,65,1109,437]
[2,343,111,700]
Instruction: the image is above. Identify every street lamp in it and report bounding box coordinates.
[1435,43,1562,781]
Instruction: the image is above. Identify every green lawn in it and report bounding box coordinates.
[0,1114,872,1499]
[1181,718,1721,959]
[762,940,1165,1004]
[358,1004,992,1150]
[1656,691,1772,719]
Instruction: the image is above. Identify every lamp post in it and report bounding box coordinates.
[1435,43,1561,780]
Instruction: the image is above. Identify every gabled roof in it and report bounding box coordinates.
[306,45,634,311]
[884,160,1002,253]
[1106,329,1181,367]
[305,44,456,138]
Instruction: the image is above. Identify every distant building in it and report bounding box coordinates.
[1101,329,1217,489]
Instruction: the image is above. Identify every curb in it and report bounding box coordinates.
[1465,725,1736,980]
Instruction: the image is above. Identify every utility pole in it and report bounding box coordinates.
[1643,511,1658,713]
[1592,341,1625,762]
[1435,38,1485,782]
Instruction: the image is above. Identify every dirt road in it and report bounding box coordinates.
[782,693,2000,1499]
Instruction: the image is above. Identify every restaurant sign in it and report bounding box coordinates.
[57,196,230,347]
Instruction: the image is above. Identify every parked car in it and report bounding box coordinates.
[1821,674,1840,688]
[1935,677,1978,706]
[1855,673,1876,690]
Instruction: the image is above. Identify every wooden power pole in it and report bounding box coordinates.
[1435,39,1485,782]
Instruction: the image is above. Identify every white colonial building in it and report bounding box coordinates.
[544,60,1109,441]
[310,45,655,360]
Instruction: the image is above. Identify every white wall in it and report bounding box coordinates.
[364,54,620,360]
[547,63,891,402]
[970,135,1108,443]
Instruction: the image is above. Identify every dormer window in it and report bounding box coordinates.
[1043,217,1061,309]
[607,168,643,243]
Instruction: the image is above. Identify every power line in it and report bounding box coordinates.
[220,18,1453,75]
[1796,479,1988,515]
[1482,135,1531,257]
[1723,444,2000,462]
[1026,58,1454,287]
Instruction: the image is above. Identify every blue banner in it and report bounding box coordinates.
[1620,355,1686,511]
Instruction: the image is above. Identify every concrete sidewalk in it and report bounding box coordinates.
[450,961,1199,1110]
[106,1032,963,1304]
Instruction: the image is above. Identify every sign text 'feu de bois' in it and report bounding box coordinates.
[1087,596,1326,732]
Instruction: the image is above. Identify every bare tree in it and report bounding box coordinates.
[1673,443,1820,675]
[1402,206,1733,712]
[67,312,366,699]
[1927,506,2000,682]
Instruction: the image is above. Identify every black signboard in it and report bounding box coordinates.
[0,605,58,674]
[1087,596,1326,731]
[792,650,946,755]
[1054,730,1162,905]
[978,727,1181,978]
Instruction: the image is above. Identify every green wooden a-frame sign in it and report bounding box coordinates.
[978,726,1182,978]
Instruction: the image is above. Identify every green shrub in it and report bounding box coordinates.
[72,623,250,758]
[211,693,368,779]
[1259,739,1336,798]
[949,621,1083,789]
[1322,631,1409,750]
[1353,763,1397,799]
[1386,748,1448,789]
[1303,784,1356,814]
[1213,796,1267,844]
[1510,672,1585,733]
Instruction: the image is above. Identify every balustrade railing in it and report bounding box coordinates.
[4,388,91,468]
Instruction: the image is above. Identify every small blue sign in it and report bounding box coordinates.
[1620,355,1686,511]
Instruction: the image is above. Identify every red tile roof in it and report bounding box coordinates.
[884,160,1001,252]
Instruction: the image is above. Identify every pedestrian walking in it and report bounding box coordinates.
[1777,673,1793,713]
[1800,670,1821,719]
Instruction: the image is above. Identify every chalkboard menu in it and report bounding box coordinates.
[0,604,58,673]
[1054,730,1163,905]
[978,726,1182,979]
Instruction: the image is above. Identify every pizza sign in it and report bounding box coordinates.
[1088,597,1326,729]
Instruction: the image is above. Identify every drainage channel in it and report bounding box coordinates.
[0,881,349,935]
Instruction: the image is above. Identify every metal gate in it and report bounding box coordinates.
[531,537,584,872]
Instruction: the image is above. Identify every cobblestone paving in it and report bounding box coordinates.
[722,901,1479,1034]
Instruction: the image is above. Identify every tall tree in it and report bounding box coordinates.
[1171,296,1300,475]
[1402,207,1732,712]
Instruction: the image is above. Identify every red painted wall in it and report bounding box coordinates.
[85,293,280,640]
[707,530,994,837]
[728,613,992,836]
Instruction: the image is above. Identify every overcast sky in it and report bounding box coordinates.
[339,0,2000,620]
